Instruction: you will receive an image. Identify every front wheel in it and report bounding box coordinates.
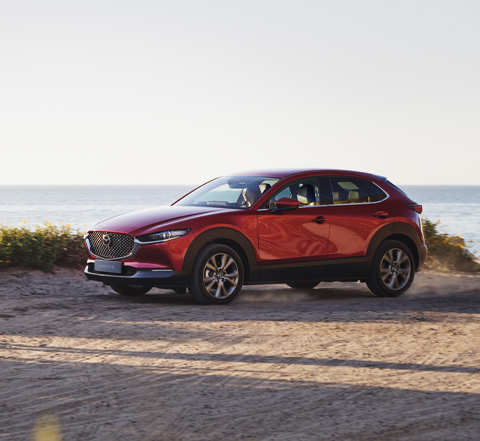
[366,240,415,297]
[110,284,151,296]
[189,244,244,305]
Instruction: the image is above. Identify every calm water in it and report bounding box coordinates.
[1,184,479,256]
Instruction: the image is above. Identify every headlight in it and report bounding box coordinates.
[136,229,190,244]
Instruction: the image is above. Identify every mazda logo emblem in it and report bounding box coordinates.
[102,234,112,247]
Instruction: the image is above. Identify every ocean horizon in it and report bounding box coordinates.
[1,184,479,256]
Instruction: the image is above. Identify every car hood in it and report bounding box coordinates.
[91,205,224,236]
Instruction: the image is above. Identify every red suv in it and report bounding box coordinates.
[84,169,426,304]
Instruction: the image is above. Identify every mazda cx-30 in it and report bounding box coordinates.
[84,169,427,304]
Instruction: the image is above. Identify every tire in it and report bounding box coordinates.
[286,281,320,290]
[366,240,415,297]
[189,244,244,305]
[110,284,151,296]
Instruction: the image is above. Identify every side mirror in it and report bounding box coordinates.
[270,197,300,212]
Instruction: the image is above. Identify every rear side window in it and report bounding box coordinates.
[329,178,387,204]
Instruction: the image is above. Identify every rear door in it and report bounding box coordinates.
[321,176,391,259]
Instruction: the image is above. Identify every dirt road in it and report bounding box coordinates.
[0,269,479,440]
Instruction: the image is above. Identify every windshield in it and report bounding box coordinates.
[175,176,280,209]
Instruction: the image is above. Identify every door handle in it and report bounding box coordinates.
[312,216,327,224]
[373,211,389,218]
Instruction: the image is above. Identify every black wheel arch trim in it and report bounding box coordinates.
[182,228,260,283]
[366,222,425,271]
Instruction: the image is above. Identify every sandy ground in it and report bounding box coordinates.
[0,268,479,441]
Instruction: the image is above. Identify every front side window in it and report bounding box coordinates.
[175,176,280,209]
[330,177,387,204]
[266,178,321,208]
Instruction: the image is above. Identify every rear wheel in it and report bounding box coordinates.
[110,284,151,296]
[286,281,320,290]
[367,240,415,297]
[189,244,244,304]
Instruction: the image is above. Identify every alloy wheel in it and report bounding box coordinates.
[379,248,412,291]
[202,253,240,299]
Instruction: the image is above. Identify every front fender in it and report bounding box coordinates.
[182,228,260,283]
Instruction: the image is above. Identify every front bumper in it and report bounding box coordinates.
[84,262,186,288]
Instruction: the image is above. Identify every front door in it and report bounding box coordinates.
[256,177,330,282]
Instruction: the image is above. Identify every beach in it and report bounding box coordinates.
[0,269,479,440]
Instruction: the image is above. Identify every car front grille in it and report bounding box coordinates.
[88,231,135,259]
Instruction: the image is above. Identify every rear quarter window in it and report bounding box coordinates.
[360,180,388,202]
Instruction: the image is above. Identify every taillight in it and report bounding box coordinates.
[408,204,423,214]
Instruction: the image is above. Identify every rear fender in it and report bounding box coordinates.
[367,222,424,270]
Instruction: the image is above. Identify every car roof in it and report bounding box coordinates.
[227,169,387,181]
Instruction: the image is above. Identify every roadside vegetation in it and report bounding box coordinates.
[422,219,479,273]
[0,223,86,271]
[0,220,478,273]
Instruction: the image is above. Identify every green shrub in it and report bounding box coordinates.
[0,223,87,271]
[422,219,479,273]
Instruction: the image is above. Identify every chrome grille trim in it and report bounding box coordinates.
[86,231,136,260]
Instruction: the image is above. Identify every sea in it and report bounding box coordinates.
[1,185,479,257]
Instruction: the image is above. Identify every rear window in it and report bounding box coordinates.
[386,179,408,196]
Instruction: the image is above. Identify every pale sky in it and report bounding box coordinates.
[1,0,479,185]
